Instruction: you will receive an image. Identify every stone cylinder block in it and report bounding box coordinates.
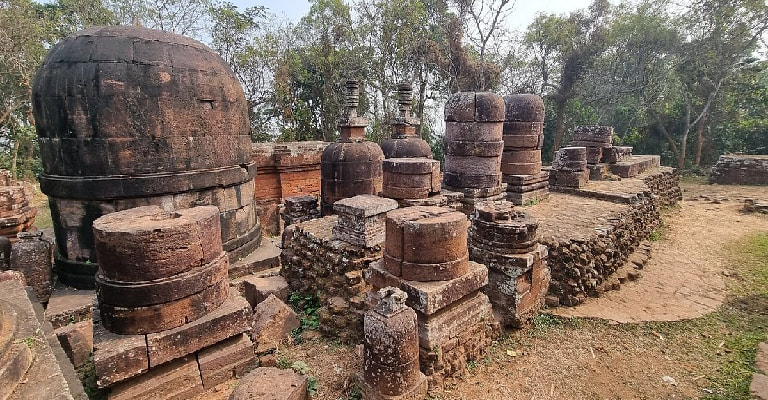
[500,162,542,176]
[503,94,545,123]
[93,205,228,334]
[503,134,544,150]
[443,92,504,192]
[384,206,469,281]
[382,158,441,200]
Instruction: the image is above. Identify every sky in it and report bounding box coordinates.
[234,0,596,30]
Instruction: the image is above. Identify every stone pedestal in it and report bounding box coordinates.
[282,195,321,227]
[91,206,256,396]
[468,200,549,327]
[10,231,52,303]
[382,158,441,200]
[550,147,590,188]
[501,95,549,204]
[367,206,499,389]
[333,195,398,248]
[569,126,614,165]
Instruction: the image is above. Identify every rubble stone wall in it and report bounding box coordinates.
[280,216,378,343]
[541,168,681,306]
[709,154,768,186]
[252,142,327,236]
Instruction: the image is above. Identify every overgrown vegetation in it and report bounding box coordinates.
[288,291,321,339]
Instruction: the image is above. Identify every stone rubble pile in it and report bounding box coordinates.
[281,195,321,227]
[468,200,550,327]
[710,154,768,185]
[0,170,37,240]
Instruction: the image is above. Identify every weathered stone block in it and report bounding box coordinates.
[229,367,308,400]
[197,333,257,389]
[251,294,300,354]
[242,275,290,308]
[55,320,93,368]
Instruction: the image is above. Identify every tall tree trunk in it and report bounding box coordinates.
[10,141,19,180]
[694,113,707,166]
[417,73,427,138]
[551,99,567,160]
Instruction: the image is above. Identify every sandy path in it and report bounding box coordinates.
[554,184,768,323]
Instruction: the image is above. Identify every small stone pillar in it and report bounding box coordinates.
[360,287,427,399]
[443,92,506,213]
[367,206,499,389]
[501,95,549,205]
[321,80,385,215]
[468,200,549,327]
[381,83,433,159]
[332,195,398,248]
[569,126,614,164]
[281,195,321,227]
[0,172,37,241]
[10,231,53,303]
[550,147,590,188]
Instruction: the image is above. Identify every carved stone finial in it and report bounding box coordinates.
[345,79,360,118]
[375,286,408,316]
[397,83,413,118]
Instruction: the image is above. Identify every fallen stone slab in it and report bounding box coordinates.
[229,367,307,400]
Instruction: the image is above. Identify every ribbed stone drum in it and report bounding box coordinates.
[383,206,469,282]
[443,92,505,190]
[501,95,545,176]
[31,26,261,288]
[93,206,229,334]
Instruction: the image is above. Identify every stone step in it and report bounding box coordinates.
[0,342,33,400]
[228,239,281,279]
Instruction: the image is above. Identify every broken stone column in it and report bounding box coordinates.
[10,231,53,304]
[0,172,37,241]
[381,83,433,159]
[321,80,385,215]
[333,195,399,248]
[281,195,321,227]
[443,92,506,213]
[360,287,427,400]
[550,147,590,188]
[468,200,549,327]
[91,205,255,394]
[32,26,261,289]
[367,206,499,389]
[501,94,550,205]
[569,126,614,164]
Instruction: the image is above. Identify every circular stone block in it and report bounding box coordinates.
[504,94,545,122]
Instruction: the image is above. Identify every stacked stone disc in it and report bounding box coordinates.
[367,206,499,388]
[32,26,261,289]
[550,147,590,188]
[381,83,433,159]
[93,206,229,334]
[569,126,614,164]
[0,171,37,241]
[360,287,427,400]
[321,80,384,215]
[443,92,506,212]
[468,201,549,327]
[382,158,441,202]
[501,95,549,205]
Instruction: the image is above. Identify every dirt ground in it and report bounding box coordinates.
[205,179,768,400]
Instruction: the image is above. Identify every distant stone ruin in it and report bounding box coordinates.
[710,154,768,185]
[0,170,37,241]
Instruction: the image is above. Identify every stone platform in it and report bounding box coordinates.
[528,168,681,306]
[710,154,768,185]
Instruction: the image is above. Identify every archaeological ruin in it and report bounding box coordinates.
[10,23,766,400]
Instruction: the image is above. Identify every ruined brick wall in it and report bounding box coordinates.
[280,216,379,343]
[252,142,327,236]
[709,155,768,186]
[541,168,680,306]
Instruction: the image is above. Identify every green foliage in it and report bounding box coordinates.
[277,354,291,369]
[288,291,321,332]
[306,376,319,397]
